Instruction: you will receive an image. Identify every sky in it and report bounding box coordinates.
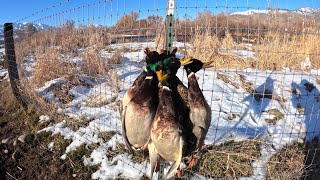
[0,0,319,26]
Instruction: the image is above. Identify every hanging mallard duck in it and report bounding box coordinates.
[122,48,160,109]
[184,59,212,151]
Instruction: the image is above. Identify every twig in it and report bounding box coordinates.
[6,172,18,180]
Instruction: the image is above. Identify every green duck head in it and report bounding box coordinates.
[165,57,193,75]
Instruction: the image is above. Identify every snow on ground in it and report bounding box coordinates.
[233,49,255,59]
[109,41,191,51]
[19,42,320,179]
[0,67,8,80]
[0,48,8,81]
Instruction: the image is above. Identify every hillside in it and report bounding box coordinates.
[231,7,320,16]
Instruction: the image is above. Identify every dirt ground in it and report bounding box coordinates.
[0,80,97,180]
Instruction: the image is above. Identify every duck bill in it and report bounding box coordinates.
[156,70,169,83]
[202,61,214,68]
[179,57,193,66]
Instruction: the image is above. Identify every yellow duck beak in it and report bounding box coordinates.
[156,70,169,83]
[202,61,214,68]
[179,57,193,66]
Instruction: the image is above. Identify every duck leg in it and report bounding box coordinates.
[140,139,150,151]
[177,168,182,177]
[184,154,196,170]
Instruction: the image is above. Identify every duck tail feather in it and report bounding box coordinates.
[165,136,183,179]
[148,141,158,179]
[121,106,135,154]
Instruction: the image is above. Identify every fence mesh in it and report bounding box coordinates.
[1,0,320,179]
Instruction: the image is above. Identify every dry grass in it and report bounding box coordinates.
[98,131,117,142]
[266,139,320,179]
[254,31,320,70]
[108,69,121,93]
[86,93,117,108]
[188,30,254,69]
[85,69,120,107]
[187,22,320,70]
[88,94,115,107]
[265,109,285,125]
[51,76,92,106]
[110,49,124,65]
[188,30,220,62]
[81,47,109,77]
[221,32,236,50]
[266,142,305,179]
[0,81,21,113]
[31,48,76,88]
[15,24,109,62]
[154,32,166,52]
[191,139,262,178]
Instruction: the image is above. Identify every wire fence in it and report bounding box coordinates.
[2,0,320,179]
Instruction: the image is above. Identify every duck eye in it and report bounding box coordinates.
[155,65,161,71]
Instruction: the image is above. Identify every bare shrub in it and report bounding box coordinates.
[188,29,221,62]
[110,49,124,64]
[108,69,120,93]
[221,32,236,49]
[81,48,109,77]
[154,32,165,52]
[32,48,75,88]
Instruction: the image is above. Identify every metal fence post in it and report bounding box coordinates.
[4,23,26,107]
[165,0,175,53]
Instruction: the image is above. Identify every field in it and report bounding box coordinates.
[1,7,320,179]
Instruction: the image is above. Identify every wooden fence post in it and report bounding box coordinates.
[4,23,26,106]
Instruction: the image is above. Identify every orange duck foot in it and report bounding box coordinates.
[177,169,182,177]
[140,143,148,151]
[184,156,196,170]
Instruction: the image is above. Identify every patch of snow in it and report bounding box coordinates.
[301,57,312,69]
[37,78,67,94]
[108,41,191,51]
[68,57,82,63]
[1,138,10,144]
[233,50,255,59]
[18,134,27,143]
[0,68,8,80]
[109,42,156,51]
[39,115,50,123]
[48,142,54,151]
[60,154,67,160]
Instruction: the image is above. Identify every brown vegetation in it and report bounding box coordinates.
[0,81,98,180]
[191,139,262,178]
[266,139,320,179]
